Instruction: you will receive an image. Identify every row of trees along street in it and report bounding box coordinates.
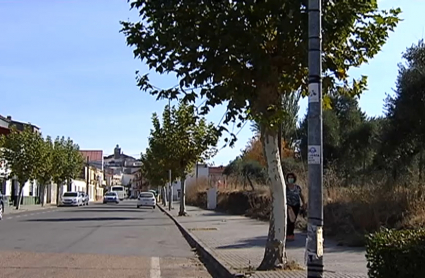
[121,0,401,271]
[0,125,84,209]
[140,101,219,216]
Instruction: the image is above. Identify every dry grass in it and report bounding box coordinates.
[185,170,425,245]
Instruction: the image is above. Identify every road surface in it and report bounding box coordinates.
[0,201,211,278]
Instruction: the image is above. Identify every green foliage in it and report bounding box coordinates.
[142,101,219,186]
[51,136,84,187]
[297,96,382,183]
[35,136,54,186]
[0,126,44,185]
[52,136,67,186]
[121,0,400,136]
[224,156,267,185]
[378,40,425,178]
[251,91,301,146]
[365,228,425,278]
[141,147,168,187]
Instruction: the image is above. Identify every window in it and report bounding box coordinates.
[139,193,154,198]
[63,192,78,197]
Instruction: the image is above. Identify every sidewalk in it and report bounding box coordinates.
[4,204,57,215]
[159,203,367,278]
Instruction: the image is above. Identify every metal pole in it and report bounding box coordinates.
[307,0,324,277]
[168,169,172,211]
[86,156,90,196]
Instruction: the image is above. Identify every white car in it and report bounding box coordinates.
[60,191,83,207]
[103,192,120,204]
[137,192,156,209]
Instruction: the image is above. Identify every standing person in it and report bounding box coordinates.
[0,192,4,220]
[286,172,306,241]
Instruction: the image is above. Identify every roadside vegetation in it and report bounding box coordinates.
[0,125,84,209]
[187,41,425,247]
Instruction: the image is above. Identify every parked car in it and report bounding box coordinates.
[59,191,84,207]
[103,192,119,204]
[78,192,89,206]
[137,192,156,209]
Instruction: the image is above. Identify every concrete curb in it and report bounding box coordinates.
[158,204,246,278]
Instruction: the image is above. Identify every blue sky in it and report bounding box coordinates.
[0,0,424,165]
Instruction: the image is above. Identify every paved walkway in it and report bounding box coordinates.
[160,204,367,278]
[4,204,57,215]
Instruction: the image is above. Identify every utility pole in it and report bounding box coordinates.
[307,0,324,277]
[86,156,90,196]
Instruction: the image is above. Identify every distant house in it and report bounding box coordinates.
[104,144,137,168]
[80,150,104,170]
[5,115,40,133]
[0,115,10,136]
[77,150,105,201]
[103,145,141,191]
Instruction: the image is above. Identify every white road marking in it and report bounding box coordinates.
[150,257,161,278]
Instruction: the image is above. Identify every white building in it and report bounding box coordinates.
[171,164,209,200]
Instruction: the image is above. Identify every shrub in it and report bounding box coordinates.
[365,228,425,278]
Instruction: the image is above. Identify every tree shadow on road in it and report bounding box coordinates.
[214,234,365,254]
[215,235,267,249]
[77,223,175,228]
[63,209,152,213]
[23,217,145,222]
[213,234,306,249]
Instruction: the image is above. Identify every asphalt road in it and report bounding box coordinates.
[0,201,212,278]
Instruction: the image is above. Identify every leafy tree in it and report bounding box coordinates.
[121,0,400,269]
[141,147,169,204]
[63,138,84,192]
[148,102,219,216]
[34,136,54,206]
[251,91,301,148]
[51,136,84,204]
[380,40,425,181]
[52,136,67,203]
[0,125,44,209]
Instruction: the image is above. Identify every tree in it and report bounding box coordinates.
[380,40,425,181]
[251,91,301,148]
[51,136,84,204]
[52,136,67,204]
[146,102,219,216]
[63,138,85,192]
[0,125,43,209]
[121,0,400,270]
[34,136,54,206]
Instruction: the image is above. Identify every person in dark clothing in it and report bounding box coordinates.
[286,172,306,241]
[0,193,3,220]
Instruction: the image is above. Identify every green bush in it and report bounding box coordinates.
[365,228,425,278]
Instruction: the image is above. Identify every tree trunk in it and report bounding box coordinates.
[67,178,72,192]
[162,186,167,206]
[56,183,62,206]
[257,129,287,270]
[246,175,255,191]
[179,175,187,216]
[419,150,423,182]
[16,183,25,210]
[40,184,46,207]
